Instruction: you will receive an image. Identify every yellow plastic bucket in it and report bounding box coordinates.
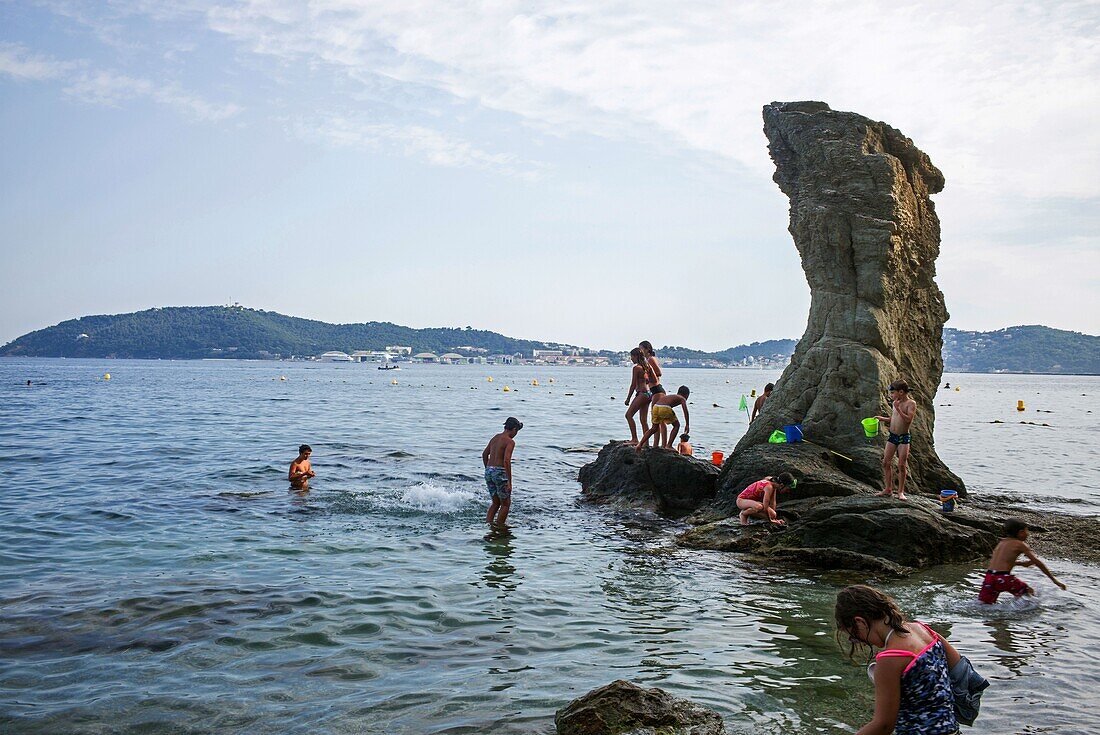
[862,417,879,438]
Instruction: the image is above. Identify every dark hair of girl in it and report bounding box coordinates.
[774,472,794,488]
[629,347,644,363]
[639,340,654,355]
[834,585,909,661]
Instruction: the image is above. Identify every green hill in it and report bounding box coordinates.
[2,308,1096,374]
[942,325,1099,374]
[0,306,563,360]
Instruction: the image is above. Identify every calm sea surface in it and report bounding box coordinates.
[2,359,1098,734]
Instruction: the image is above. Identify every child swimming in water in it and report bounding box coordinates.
[978,518,1066,604]
[835,584,962,735]
[289,444,315,490]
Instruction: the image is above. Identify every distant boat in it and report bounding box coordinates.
[378,364,400,371]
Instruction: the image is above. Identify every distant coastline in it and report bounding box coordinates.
[2,306,1098,375]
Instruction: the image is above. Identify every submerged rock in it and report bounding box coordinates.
[555,680,724,735]
[726,101,963,500]
[680,495,998,574]
[579,442,719,518]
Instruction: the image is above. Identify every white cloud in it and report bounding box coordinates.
[200,1,1100,198]
[289,113,543,176]
[1,45,242,122]
[0,42,75,81]
[62,68,242,120]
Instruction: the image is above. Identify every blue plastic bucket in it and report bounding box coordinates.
[939,489,958,513]
[784,424,803,443]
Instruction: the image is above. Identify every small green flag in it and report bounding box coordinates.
[738,395,748,411]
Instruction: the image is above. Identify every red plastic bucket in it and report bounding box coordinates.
[711,451,724,466]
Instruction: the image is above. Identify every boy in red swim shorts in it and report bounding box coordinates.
[979,518,1067,603]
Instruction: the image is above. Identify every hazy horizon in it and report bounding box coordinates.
[2,2,1097,349]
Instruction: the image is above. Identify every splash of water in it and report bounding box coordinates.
[398,481,479,514]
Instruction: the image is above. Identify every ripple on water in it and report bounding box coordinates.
[1,361,1099,735]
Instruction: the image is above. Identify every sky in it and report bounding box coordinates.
[1,1,1098,351]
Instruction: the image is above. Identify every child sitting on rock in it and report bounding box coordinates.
[676,434,692,456]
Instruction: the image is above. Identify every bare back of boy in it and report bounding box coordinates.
[485,431,514,467]
[988,538,1028,573]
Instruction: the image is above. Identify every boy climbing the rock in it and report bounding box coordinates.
[750,383,774,422]
[636,386,690,450]
[875,380,915,500]
[482,417,523,526]
[979,518,1066,603]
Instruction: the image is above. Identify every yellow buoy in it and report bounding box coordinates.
[955,386,960,392]
[750,389,756,397]
[503,385,511,392]
[103,373,111,380]
[1017,400,1025,411]
[391,379,398,385]
[532,379,539,386]
[487,376,493,382]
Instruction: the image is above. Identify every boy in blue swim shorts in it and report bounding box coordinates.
[482,417,523,526]
[875,380,916,500]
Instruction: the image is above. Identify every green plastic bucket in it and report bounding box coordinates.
[768,429,787,444]
[861,417,879,438]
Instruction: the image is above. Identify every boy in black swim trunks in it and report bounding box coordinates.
[875,380,915,500]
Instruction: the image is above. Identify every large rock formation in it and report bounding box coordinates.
[718,101,963,507]
[579,442,719,518]
[556,680,725,735]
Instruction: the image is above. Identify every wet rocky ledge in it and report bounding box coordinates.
[579,441,1099,575]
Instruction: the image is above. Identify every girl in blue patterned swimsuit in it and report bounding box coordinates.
[835,585,960,735]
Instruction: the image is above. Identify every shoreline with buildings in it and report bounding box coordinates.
[312,346,792,369]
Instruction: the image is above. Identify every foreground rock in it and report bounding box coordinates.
[579,442,719,518]
[556,680,724,735]
[728,101,962,499]
[680,495,999,575]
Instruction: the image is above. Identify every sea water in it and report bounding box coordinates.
[1,359,1098,734]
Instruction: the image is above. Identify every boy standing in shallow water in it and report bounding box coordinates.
[289,444,315,490]
[482,417,522,526]
[876,380,916,500]
[979,518,1066,603]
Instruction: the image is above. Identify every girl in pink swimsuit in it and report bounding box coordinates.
[835,585,962,735]
[736,473,793,525]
